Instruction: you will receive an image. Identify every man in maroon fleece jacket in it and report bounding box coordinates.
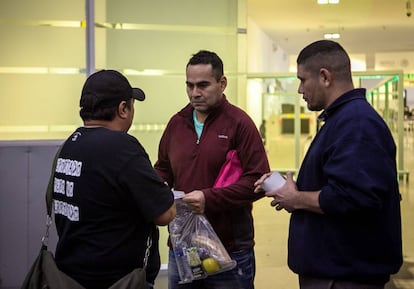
[154,50,270,289]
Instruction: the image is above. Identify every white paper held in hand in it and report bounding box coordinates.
[173,190,185,199]
[261,171,286,191]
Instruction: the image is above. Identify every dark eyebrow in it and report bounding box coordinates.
[186,80,211,87]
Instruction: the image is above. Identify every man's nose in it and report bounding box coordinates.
[189,86,200,96]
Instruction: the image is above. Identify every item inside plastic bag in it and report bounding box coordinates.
[169,192,237,284]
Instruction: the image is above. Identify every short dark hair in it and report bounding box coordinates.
[297,40,352,82]
[186,50,224,81]
[80,97,133,121]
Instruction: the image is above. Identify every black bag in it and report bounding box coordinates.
[21,245,148,289]
[20,245,85,289]
[20,145,150,289]
[21,244,149,289]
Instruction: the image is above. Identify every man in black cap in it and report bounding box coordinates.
[53,69,176,289]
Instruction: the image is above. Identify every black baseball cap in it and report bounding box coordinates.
[80,69,145,110]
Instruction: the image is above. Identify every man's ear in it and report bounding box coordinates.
[320,68,332,87]
[220,75,227,91]
[117,101,128,119]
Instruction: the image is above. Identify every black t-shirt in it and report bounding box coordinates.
[53,127,173,288]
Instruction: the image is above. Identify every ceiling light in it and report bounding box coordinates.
[318,0,339,4]
[123,69,165,76]
[324,33,340,39]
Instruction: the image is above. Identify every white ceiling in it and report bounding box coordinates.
[247,0,414,61]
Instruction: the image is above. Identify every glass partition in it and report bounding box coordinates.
[0,0,243,165]
[247,70,406,178]
[249,76,316,172]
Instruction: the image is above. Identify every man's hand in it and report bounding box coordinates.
[258,172,322,214]
[182,190,205,214]
[265,172,298,213]
[254,172,272,193]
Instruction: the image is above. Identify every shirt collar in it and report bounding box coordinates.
[318,88,366,121]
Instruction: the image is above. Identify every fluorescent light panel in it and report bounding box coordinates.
[0,67,80,74]
[324,33,340,39]
[318,0,340,4]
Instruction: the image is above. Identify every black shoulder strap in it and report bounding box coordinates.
[45,144,64,216]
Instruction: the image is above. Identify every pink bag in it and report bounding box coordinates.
[213,150,242,188]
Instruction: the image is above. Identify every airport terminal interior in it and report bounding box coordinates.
[1,1,414,288]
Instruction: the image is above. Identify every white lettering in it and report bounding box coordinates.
[54,177,66,195]
[66,181,74,197]
[56,158,82,177]
[53,200,79,221]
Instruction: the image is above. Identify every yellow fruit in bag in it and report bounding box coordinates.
[202,257,220,274]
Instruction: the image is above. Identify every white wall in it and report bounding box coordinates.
[246,17,290,127]
[247,17,289,73]
[375,52,414,73]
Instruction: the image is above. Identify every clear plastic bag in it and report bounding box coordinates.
[169,193,237,284]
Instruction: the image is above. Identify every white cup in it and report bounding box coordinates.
[261,172,286,191]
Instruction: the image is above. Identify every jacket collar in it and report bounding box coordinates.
[178,95,229,122]
[318,88,366,121]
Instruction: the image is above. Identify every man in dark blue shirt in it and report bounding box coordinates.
[255,40,402,289]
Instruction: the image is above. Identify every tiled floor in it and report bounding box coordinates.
[154,132,414,289]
